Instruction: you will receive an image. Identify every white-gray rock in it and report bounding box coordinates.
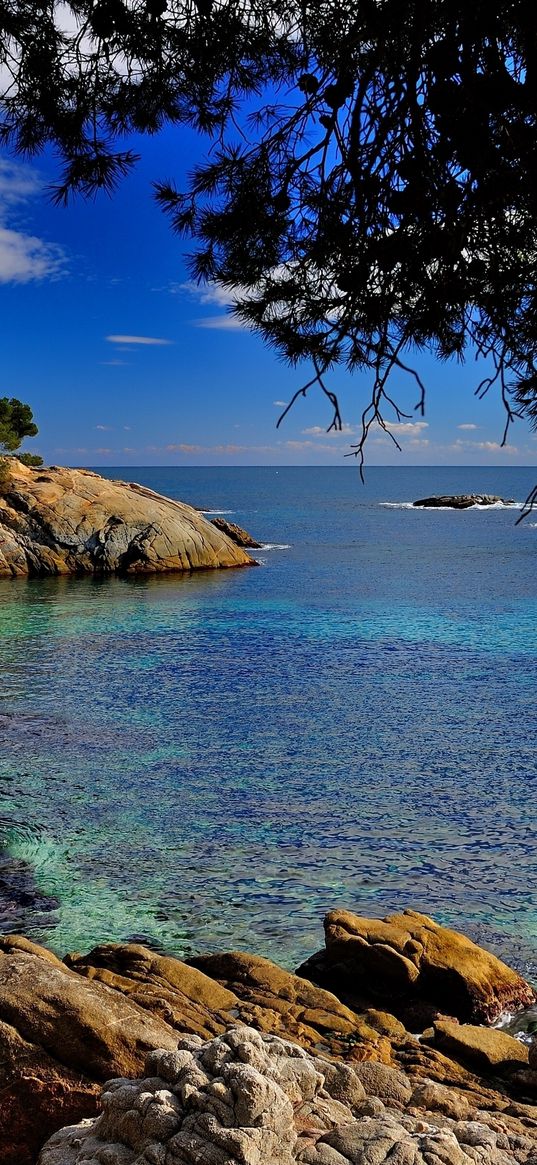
[37,1027,533,1165]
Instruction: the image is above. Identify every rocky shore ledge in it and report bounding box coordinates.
[0,460,255,576]
[0,909,536,1164]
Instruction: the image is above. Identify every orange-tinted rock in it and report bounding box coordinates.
[298,908,536,1024]
[0,459,253,576]
[68,943,392,1065]
[426,1020,530,1073]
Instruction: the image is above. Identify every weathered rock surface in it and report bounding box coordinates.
[297,909,536,1024]
[0,937,180,1165]
[66,943,392,1064]
[413,494,514,508]
[2,919,537,1164]
[426,1020,530,1074]
[38,1026,537,1165]
[0,459,254,576]
[210,517,262,548]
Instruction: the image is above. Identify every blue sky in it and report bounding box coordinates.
[1,125,536,468]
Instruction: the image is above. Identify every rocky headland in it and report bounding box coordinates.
[413,495,514,509]
[0,460,256,576]
[0,909,536,1165]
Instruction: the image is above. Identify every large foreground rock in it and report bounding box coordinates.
[38,1026,537,1165]
[0,935,389,1165]
[297,909,536,1024]
[2,919,536,1164]
[0,460,253,575]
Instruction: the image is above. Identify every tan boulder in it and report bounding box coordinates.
[68,943,392,1064]
[426,1020,529,1074]
[297,908,536,1024]
[0,459,254,575]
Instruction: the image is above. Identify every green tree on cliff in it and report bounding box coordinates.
[0,399,43,466]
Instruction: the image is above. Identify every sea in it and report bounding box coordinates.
[0,465,536,981]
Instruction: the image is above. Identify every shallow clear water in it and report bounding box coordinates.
[0,465,536,975]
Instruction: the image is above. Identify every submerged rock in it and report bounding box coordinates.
[210,517,262,548]
[0,460,254,576]
[297,908,536,1024]
[413,494,514,508]
[38,1026,536,1165]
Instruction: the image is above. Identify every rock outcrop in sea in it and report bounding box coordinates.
[0,460,254,576]
[413,495,514,508]
[210,517,262,548]
[0,911,535,1164]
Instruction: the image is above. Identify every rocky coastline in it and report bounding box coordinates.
[0,460,256,576]
[1,908,536,1164]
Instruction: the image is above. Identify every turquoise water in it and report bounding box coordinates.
[0,465,536,974]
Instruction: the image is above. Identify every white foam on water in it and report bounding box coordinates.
[201,509,235,514]
[379,501,524,510]
[260,543,291,551]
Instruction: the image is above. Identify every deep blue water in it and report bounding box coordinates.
[0,465,536,975]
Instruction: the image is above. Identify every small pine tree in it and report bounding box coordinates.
[0,398,43,466]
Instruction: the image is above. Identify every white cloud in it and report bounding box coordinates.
[273,400,287,407]
[448,438,520,455]
[180,279,249,331]
[106,334,173,346]
[302,423,355,438]
[162,442,276,456]
[458,423,479,431]
[0,227,64,283]
[0,159,41,203]
[384,421,429,434]
[95,424,112,431]
[178,280,238,307]
[192,315,245,331]
[0,160,66,283]
[471,440,518,453]
[166,443,203,454]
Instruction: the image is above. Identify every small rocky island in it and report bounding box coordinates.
[413,494,514,509]
[0,459,256,576]
[1,908,536,1164]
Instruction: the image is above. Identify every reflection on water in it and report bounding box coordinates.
[0,466,535,975]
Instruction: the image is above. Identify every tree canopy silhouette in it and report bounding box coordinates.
[2,1,537,466]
